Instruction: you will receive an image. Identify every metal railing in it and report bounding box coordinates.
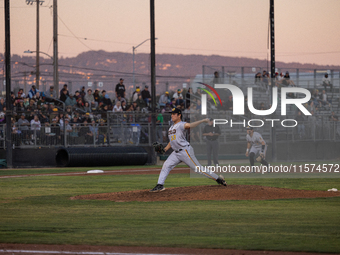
[2,110,338,150]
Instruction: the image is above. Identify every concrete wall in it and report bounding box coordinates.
[0,141,338,168]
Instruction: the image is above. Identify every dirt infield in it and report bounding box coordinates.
[72,184,340,202]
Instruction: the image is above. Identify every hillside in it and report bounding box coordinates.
[1,51,339,95]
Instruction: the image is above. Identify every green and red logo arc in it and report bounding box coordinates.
[197,82,223,107]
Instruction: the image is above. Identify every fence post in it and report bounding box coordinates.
[106,113,110,146]
[148,123,151,146]
[314,69,317,89]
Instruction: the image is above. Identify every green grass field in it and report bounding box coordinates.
[0,166,339,253]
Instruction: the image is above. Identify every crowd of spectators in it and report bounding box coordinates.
[1,78,202,146]
[1,70,339,146]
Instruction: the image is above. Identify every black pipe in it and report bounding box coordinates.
[56,147,148,167]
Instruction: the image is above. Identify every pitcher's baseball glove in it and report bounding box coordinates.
[256,153,264,162]
[153,142,165,154]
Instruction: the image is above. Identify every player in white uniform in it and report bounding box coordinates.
[150,108,227,192]
[245,126,270,169]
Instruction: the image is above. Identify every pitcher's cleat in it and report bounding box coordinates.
[216,175,227,186]
[149,184,165,192]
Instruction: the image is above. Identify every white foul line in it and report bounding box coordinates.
[0,249,178,255]
[0,168,189,179]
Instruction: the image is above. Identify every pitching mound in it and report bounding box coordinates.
[71,185,340,202]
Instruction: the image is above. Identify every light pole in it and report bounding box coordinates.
[24,50,55,91]
[25,0,44,90]
[132,38,157,88]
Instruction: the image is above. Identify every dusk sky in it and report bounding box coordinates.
[1,0,340,66]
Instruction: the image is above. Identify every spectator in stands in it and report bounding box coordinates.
[60,118,72,144]
[307,101,317,114]
[74,99,83,111]
[37,110,49,124]
[115,78,126,99]
[11,118,22,146]
[170,98,177,109]
[136,94,147,110]
[80,120,93,144]
[225,95,233,110]
[58,113,64,126]
[70,115,81,125]
[93,89,101,105]
[83,101,91,113]
[84,89,96,108]
[132,101,138,111]
[194,88,202,98]
[295,111,305,138]
[47,103,55,115]
[262,70,269,88]
[60,84,69,97]
[65,93,77,108]
[329,111,338,122]
[131,86,140,101]
[46,86,57,99]
[281,71,296,88]
[34,92,42,101]
[10,92,16,106]
[97,119,107,144]
[18,113,30,144]
[312,89,321,107]
[0,98,5,111]
[195,100,202,112]
[116,94,127,105]
[175,93,184,107]
[173,89,183,100]
[320,90,331,108]
[274,72,284,87]
[89,119,98,138]
[18,100,26,112]
[141,85,152,106]
[113,101,123,112]
[322,73,333,92]
[37,96,47,108]
[23,98,29,108]
[30,115,41,141]
[80,86,86,102]
[132,88,141,102]
[28,85,39,99]
[255,72,262,85]
[74,90,81,101]
[121,100,127,111]
[28,99,37,110]
[159,91,170,108]
[17,89,25,100]
[60,89,68,103]
[102,94,112,109]
[213,71,220,85]
[50,117,61,145]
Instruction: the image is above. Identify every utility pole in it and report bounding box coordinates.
[5,0,13,167]
[270,0,276,162]
[53,0,59,94]
[26,0,44,89]
[150,0,157,158]
[36,0,40,89]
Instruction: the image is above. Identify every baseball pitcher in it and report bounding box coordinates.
[150,108,227,192]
